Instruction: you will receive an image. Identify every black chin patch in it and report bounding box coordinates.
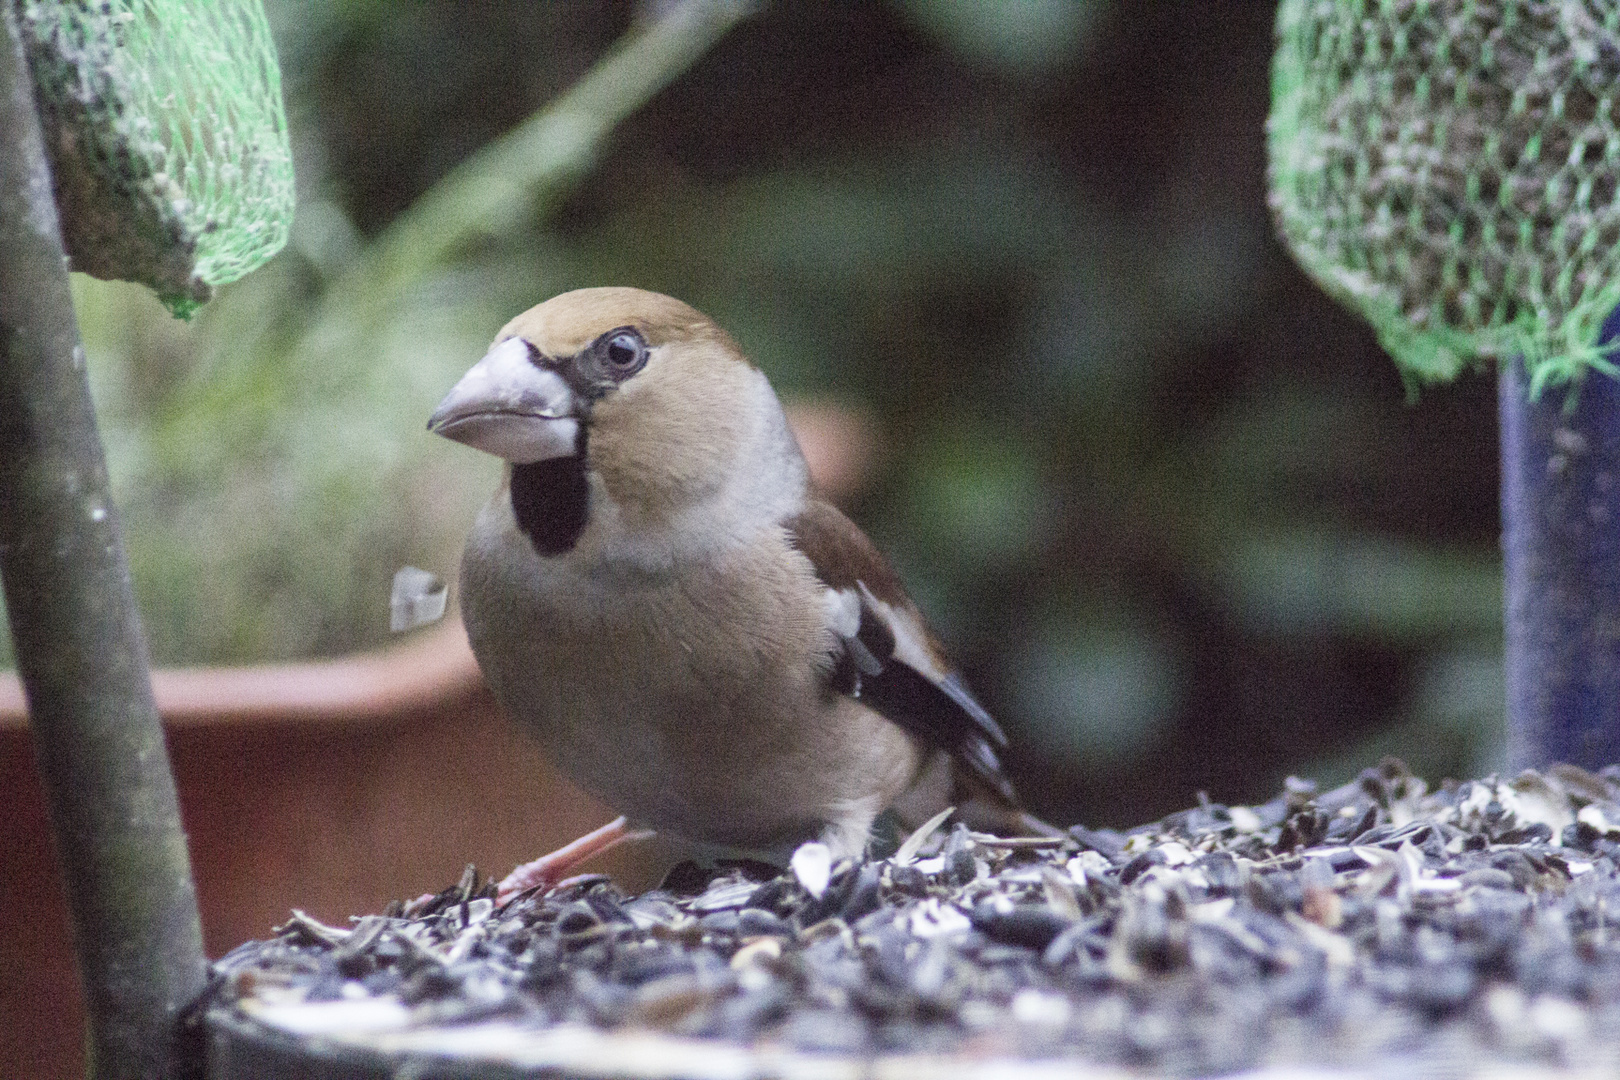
[510,436,588,557]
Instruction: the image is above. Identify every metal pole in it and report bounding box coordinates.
[1501,309,1620,771]
[0,6,206,1079]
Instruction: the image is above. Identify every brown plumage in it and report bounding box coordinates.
[429,287,1051,898]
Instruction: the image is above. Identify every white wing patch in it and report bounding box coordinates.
[857,582,1009,750]
[858,581,949,682]
[822,585,862,641]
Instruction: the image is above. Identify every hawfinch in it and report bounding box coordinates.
[429,288,1053,901]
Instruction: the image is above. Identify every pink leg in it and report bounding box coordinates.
[495,816,653,904]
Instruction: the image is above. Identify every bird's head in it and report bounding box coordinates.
[430,287,806,556]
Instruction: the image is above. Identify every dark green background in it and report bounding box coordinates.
[0,0,1506,827]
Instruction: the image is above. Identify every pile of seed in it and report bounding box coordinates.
[211,761,1620,1076]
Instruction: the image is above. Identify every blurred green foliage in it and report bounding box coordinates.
[0,1,1508,826]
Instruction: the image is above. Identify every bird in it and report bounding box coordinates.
[428,287,1056,902]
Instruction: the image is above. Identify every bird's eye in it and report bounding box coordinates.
[600,328,648,378]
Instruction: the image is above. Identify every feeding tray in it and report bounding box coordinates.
[202,761,1620,1079]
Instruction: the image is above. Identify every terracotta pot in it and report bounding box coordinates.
[0,402,874,1080]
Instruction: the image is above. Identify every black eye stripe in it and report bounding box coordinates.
[506,329,646,402]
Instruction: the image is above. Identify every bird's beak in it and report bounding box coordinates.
[428,337,581,463]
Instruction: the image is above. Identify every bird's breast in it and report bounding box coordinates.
[458,502,918,853]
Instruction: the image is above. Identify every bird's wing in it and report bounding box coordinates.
[784,498,1016,802]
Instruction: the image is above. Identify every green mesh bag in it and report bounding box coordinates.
[16,0,294,317]
[1270,0,1620,394]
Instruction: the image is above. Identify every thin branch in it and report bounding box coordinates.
[312,0,755,340]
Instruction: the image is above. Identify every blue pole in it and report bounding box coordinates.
[1501,307,1620,770]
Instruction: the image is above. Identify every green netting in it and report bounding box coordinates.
[17,0,294,317]
[1270,0,1620,394]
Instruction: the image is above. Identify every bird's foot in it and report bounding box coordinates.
[495,816,654,905]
